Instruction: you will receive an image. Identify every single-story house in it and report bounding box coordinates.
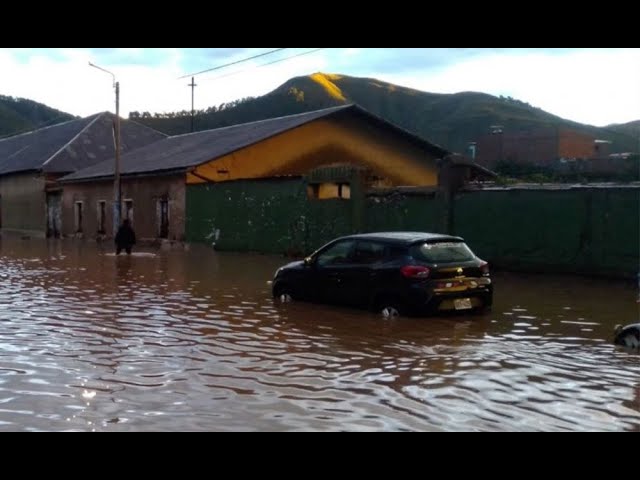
[0,112,166,237]
[59,104,493,243]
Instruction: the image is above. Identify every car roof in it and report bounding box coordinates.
[342,232,464,245]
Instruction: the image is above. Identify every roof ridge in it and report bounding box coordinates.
[40,112,106,169]
[0,115,90,143]
[124,117,169,138]
[166,104,354,140]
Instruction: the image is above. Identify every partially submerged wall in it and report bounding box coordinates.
[186,179,639,278]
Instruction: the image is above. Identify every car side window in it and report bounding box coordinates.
[352,241,386,265]
[316,240,356,267]
[385,245,407,260]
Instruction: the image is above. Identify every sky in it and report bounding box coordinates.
[1,48,638,127]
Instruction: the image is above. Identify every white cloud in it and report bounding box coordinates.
[0,48,638,127]
[379,48,640,126]
[343,48,362,56]
[0,48,331,118]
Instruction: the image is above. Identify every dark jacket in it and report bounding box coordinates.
[115,224,136,247]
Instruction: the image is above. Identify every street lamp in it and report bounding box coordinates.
[89,61,121,235]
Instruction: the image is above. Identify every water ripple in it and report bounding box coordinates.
[0,238,639,431]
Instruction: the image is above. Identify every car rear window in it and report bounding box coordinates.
[410,241,475,263]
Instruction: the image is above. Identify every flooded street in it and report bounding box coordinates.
[0,236,638,431]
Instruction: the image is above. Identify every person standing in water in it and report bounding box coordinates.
[115,218,136,255]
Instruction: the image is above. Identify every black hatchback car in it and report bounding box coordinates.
[272,232,492,317]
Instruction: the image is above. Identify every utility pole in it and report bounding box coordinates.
[114,81,121,232]
[188,76,197,132]
[89,62,121,234]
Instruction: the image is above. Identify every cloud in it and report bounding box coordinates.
[375,48,640,126]
[328,48,588,75]
[0,48,637,126]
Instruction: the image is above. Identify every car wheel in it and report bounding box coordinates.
[376,297,403,318]
[381,305,401,318]
[273,284,294,303]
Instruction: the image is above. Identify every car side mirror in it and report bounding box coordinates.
[304,256,314,266]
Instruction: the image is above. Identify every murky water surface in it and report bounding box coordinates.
[0,237,638,431]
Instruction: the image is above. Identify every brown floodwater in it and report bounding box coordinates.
[0,236,638,431]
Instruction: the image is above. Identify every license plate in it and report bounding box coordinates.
[454,298,472,310]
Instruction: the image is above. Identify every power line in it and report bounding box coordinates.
[178,48,287,79]
[200,48,326,83]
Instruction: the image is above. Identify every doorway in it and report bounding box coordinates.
[46,192,62,238]
[97,200,107,234]
[74,201,84,234]
[124,199,134,224]
[158,198,169,239]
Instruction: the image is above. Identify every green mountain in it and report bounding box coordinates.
[606,120,640,148]
[0,95,76,138]
[131,73,639,154]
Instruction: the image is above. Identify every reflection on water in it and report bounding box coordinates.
[0,236,638,431]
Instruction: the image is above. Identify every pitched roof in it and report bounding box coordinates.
[61,104,450,183]
[440,153,497,178]
[0,114,97,175]
[0,112,166,176]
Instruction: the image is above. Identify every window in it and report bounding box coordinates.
[386,245,408,260]
[316,240,356,267]
[338,183,351,199]
[307,182,351,200]
[352,241,386,265]
[74,201,84,233]
[410,242,476,263]
[97,201,106,234]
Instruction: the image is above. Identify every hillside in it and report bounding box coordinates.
[607,120,640,147]
[0,95,75,138]
[131,73,639,154]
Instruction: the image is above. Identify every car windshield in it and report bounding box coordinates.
[411,241,475,263]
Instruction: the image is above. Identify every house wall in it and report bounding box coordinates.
[475,130,559,168]
[474,134,501,169]
[0,172,46,236]
[476,128,599,169]
[558,129,597,159]
[187,116,440,187]
[501,129,559,166]
[61,174,186,240]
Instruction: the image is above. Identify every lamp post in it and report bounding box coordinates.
[89,62,121,235]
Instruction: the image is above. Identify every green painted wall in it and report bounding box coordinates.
[366,194,444,233]
[589,189,639,275]
[187,178,355,255]
[453,187,639,276]
[187,180,639,278]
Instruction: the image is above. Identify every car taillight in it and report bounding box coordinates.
[480,261,490,276]
[401,265,430,278]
